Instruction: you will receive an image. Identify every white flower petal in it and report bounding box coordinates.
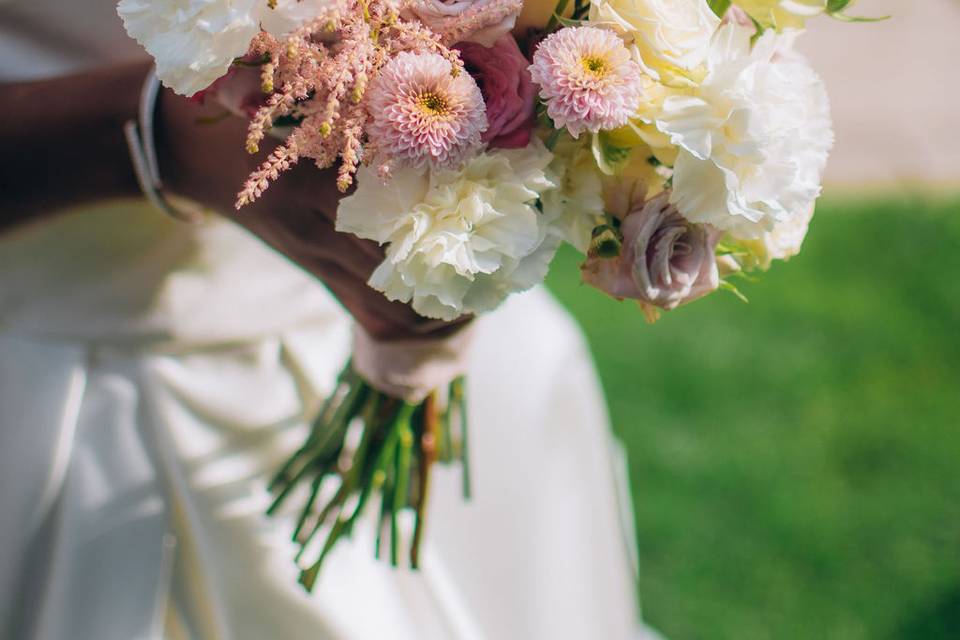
[336,141,561,320]
[118,0,262,95]
[657,24,833,238]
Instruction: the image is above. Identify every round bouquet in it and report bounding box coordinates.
[117,0,877,587]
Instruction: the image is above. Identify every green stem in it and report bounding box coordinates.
[375,474,392,561]
[390,403,416,566]
[296,392,379,560]
[545,0,572,33]
[292,474,324,543]
[268,367,352,491]
[452,377,472,500]
[268,381,366,516]
[437,392,453,463]
[411,393,439,569]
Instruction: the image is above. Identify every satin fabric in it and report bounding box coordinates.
[0,1,653,636]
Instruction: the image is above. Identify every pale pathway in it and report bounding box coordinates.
[797,0,960,190]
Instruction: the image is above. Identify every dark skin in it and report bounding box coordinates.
[0,60,468,340]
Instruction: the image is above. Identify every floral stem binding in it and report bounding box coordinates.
[268,361,470,588]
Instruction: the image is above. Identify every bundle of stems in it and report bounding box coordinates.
[267,361,470,591]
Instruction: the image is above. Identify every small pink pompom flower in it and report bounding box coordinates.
[529,26,644,138]
[367,51,488,171]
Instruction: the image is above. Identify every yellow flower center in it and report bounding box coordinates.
[417,92,449,116]
[581,56,609,78]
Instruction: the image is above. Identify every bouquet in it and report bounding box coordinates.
[118,0,878,587]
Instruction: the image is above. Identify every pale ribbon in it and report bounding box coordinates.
[351,325,476,402]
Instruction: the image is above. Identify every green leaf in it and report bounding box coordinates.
[554,14,584,27]
[591,131,632,176]
[719,280,750,304]
[707,0,732,19]
[545,128,563,151]
[826,0,890,22]
[828,11,890,23]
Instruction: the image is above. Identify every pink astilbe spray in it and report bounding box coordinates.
[235,0,520,208]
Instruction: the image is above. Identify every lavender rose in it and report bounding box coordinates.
[405,0,520,47]
[582,192,721,313]
[456,35,537,149]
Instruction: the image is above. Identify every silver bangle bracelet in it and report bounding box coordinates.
[123,67,204,223]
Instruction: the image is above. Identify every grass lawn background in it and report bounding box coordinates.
[545,195,960,640]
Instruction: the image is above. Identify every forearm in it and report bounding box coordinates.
[0,61,150,233]
[0,61,468,340]
[155,88,471,340]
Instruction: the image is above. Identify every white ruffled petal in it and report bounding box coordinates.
[118,0,261,95]
[336,140,560,320]
[657,24,833,238]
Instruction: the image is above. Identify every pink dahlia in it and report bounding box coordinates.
[367,51,487,171]
[529,26,643,138]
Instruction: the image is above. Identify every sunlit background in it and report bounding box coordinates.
[547,1,960,638]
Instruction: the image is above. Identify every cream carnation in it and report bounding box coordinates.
[733,202,815,270]
[118,0,329,96]
[367,51,488,172]
[588,0,719,84]
[529,26,644,139]
[656,24,833,237]
[336,141,559,320]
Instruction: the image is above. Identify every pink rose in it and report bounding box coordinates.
[455,35,536,149]
[582,192,721,313]
[406,0,520,47]
[189,66,268,118]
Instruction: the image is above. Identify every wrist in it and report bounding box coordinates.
[155,83,268,216]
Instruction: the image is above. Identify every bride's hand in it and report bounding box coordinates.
[157,75,470,342]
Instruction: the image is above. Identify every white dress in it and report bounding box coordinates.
[0,2,651,638]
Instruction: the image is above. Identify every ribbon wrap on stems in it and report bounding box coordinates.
[267,325,475,590]
[352,324,476,402]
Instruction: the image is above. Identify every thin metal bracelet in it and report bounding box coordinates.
[123,68,203,223]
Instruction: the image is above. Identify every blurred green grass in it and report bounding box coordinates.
[545,195,960,640]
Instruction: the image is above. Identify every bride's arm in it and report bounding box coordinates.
[0,61,148,232]
[0,62,468,340]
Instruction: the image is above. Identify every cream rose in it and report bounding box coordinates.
[588,0,720,83]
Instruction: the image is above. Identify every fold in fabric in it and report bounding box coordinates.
[0,288,647,640]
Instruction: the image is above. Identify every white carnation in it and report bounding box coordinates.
[336,142,559,321]
[589,0,719,83]
[117,0,329,95]
[541,137,605,253]
[760,201,814,261]
[656,24,833,238]
[734,201,814,270]
[260,0,332,35]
